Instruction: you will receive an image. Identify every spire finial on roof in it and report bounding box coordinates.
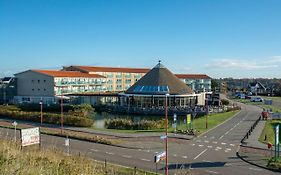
[158,60,161,65]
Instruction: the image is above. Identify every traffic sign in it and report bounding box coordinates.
[276,125,279,145]
[187,114,191,124]
[154,151,166,163]
[160,135,167,140]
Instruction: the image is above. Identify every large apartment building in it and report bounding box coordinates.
[14,70,105,104]
[175,74,212,93]
[62,66,149,92]
[63,66,212,93]
[13,65,211,104]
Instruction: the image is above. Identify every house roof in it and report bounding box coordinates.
[32,70,105,78]
[125,63,194,95]
[65,66,150,73]
[175,74,211,79]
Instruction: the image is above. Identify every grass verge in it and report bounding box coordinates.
[259,120,281,145]
[0,139,156,175]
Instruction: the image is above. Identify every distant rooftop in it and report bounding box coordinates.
[31,70,105,78]
[64,65,150,73]
[175,74,211,79]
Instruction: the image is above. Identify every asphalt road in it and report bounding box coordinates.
[0,103,279,175]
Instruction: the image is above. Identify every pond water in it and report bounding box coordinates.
[92,112,188,129]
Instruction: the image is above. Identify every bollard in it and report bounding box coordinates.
[134,166,136,175]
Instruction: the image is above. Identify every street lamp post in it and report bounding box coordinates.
[61,94,64,134]
[39,100,43,125]
[165,94,169,175]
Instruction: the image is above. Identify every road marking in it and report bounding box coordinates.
[155,151,158,154]
[207,145,213,148]
[225,163,232,166]
[218,135,224,140]
[226,148,231,151]
[215,149,219,151]
[145,150,150,152]
[210,136,215,139]
[141,158,151,162]
[196,140,201,142]
[230,144,235,147]
[191,143,196,146]
[182,156,188,159]
[213,141,218,144]
[106,152,114,155]
[199,144,204,147]
[90,149,99,152]
[138,149,142,151]
[173,154,177,157]
[194,149,207,160]
[249,167,262,171]
[122,155,132,158]
[221,142,226,145]
[204,136,207,138]
[206,170,219,174]
[216,147,222,150]
[204,140,209,143]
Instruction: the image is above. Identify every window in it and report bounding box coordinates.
[44,89,46,91]
[44,80,46,83]
[38,88,40,91]
[38,80,40,83]
[32,89,34,91]
[133,86,169,93]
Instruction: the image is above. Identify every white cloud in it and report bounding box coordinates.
[205,58,279,70]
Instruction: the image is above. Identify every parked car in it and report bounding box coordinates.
[250,97,263,102]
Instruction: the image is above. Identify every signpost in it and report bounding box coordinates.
[173,113,177,133]
[187,114,191,130]
[154,151,166,174]
[21,127,40,147]
[275,124,280,160]
[65,136,70,155]
[12,121,17,142]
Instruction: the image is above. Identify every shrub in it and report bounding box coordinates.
[221,99,230,105]
[105,118,165,130]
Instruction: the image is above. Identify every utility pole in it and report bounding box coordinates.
[165,94,169,175]
[61,93,64,134]
[39,100,43,125]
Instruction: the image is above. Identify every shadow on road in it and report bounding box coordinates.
[160,161,226,170]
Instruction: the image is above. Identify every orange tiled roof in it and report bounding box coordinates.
[72,66,150,73]
[175,74,211,79]
[32,70,105,78]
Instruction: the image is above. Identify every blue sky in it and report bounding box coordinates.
[1,0,281,78]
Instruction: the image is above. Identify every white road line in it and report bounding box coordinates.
[191,143,196,146]
[225,163,232,166]
[138,149,142,151]
[230,144,235,147]
[145,150,150,152]
[207,145,213,148]
[204,136,207,138]
[221,142,226,145]
[106,152,114,155]
[215,149,219,151]
[122,155,132,158]
[204,140,209,143]
[249,167,262,171]
[206,170,219,174]
[218,135,224,140]
[173,154,177,157]
[216,147,222,150]
[196,140,201,142]
[141,158,151,162]
[213,141,218,144]
[182,156,188,159]
[194,149,207,160]
[155,152,158,154]
[90,149,99,152]
[226,148,231,151]
[199,144,204,147]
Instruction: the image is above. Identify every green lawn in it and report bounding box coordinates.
[259,105,281,113]
[259,120,281,145]
[91,111,240,135]
[175,110,239,134]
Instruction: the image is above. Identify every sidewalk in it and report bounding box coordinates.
[242,120,267,149]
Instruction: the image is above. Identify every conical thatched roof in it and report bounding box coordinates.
[126,62,194,95]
